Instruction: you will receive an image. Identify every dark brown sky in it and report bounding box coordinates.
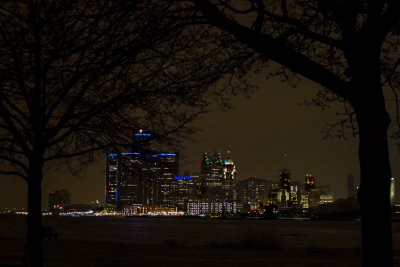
[1,73,399,209]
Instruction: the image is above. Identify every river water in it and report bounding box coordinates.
[1,216,399,266]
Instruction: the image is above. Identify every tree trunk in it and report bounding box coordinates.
[355,102,393,266]
[25,164,44,267]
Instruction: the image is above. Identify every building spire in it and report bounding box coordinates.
[283,152,288,168]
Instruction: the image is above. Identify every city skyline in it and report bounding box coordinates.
[1,76,400,209]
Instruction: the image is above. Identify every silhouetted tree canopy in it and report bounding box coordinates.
[0,1,251,266]
[179,0,400,266]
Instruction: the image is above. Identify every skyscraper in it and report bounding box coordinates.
[154,153,179,207]
[279,168,291,191]
[304,172,315,192]
[173,174,197,209]
[278,168,291,206]
[238,176,267,211]
[201,151,224,202]
[223,151,238,199]
[105,129,179,208]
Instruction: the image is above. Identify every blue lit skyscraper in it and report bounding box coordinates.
[105,129,179,208]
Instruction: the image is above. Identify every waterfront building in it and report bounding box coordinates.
[319,185,334,205]
[299,173,333,208]
[186,202,233,215]
[153,153,179,207]
[105,129,179,208]
[238,176,267,211]
[173,174,198,209]
[49,189,71,209]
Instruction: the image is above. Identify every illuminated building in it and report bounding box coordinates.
[280,169,291,191]
[267,182,280,205]
[199,150,239,212]
[173,174,198,209]
[278,169,291,207]
[105,129,179,208]
[288,181,300,207]
[186,202,233,215]
[49,189,71,209]
[320,194,334,204]
[238,176,267,211]
[304,173,315,192]
[105,154,118,204]
[318,185,333,204]
[132,128,151,152]
[154,153,179,207]
[299,173,333,208]
[201,151,224,202]
[299,193,309,208]
[222,152,238,208]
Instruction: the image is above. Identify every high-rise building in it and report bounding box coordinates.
[304,173,315,192]
[279,168,291,191]
[173,174,198,209]
[105,129,179,208]
[238,176,267,211]
[222,152,238,204]
[299,173,333,208]
[132,128,152,152]
[201,151,224,202]
[49,189,71,209]
[200,150,239,211]
[154,153,179,207]
[289,181,300,207]
[267,181,280,205]
[278,169,291,206]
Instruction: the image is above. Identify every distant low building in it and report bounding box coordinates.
[62,204,92,213]
[186,202,232,215]
[49,189,71,209]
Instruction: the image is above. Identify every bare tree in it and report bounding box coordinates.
[183,0,400,266]
[0,1,251,266]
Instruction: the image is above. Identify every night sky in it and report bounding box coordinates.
[1,72,399,209]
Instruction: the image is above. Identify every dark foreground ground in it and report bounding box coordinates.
[1,216,399,266]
